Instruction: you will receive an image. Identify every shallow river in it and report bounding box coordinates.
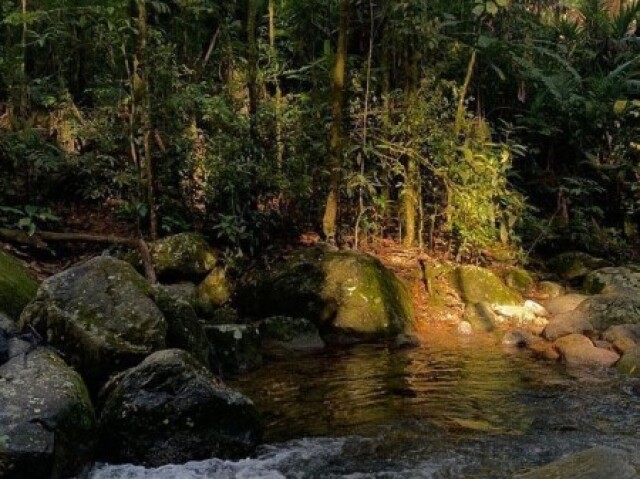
[90,330,640,478]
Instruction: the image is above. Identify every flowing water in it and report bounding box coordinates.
[90,330,640,478]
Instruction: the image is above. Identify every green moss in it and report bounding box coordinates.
[449,265,521,306]
[504,268,535,294]
[0,250,39,319]
[617,346,640,376]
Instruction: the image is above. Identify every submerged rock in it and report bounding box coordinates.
[0,343,96,479]
[98,349,262,467]
[238,248,414,341]
[518,446,639,479]
[0,249,38,319]
[258,316,325,351]
[19,257,167,388]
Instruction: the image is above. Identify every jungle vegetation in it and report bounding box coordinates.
[1,0,639,263]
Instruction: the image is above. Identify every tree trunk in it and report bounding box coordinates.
[135,0,158,240]
[269,0,284,167]
[401,52,420,248]
[247,0,259,140]
[322,0,349,243]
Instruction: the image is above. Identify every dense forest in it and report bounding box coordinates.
[1,0,639,261]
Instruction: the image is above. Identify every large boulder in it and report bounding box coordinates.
[518,446,639,479]
[0,342,96,479]
[583,265,640,295]
[98,349,262,467]
[19,257,167,388]
[463,302,496,332]
[0,250,38,319]
[575,294,640,330]
[504,267,536,295]
[238,248,414,341]
[147,233,218,282]
[449,265,522,306]
[547,252,612,281]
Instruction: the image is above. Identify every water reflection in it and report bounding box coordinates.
[232,330,568,442]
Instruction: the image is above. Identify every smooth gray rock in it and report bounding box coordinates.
[542,311,595,341]
[545,294,588,315]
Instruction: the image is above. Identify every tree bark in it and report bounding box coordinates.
[269,0,284,167]
[322,0,349,243]
[135,0,158,240]
[247,0,259,140]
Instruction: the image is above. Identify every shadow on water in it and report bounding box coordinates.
[91,329,640,478]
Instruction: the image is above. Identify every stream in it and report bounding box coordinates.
[90,330,640,478]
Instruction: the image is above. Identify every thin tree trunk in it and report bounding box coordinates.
[135,0,158,240]
[19,0,28,116]
[322,0,349,243]
[455,49,476,135]
[247,0,259,140]
[402,52,420,248]
[269,0,284,168]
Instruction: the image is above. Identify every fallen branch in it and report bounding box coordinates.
[0,228,157,283]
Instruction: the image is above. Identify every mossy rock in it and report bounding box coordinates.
[128,233,218,282]
[237,248,415,341]
[463,302,497,332]
[204,324,262,375]
[98,349,263,467]
[576,294,640,330]
[583,266,640,295]
[0,250,38,319]
[547,252,612,281]
[19,256,167,389]
[152,286,212,368]
[449,265,522,306]
[617,345,640,376]
[504,268,536,295]
[0,343,96,479]
[197,267,232,313]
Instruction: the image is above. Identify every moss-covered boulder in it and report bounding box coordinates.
[197,267,233,313]
[238,248,414,341]
[583,266,640,295]
[504,268,536,295]
[98,349,262,466]
[617,345,640,376]
[258,316,325,351]
[0,342,96,479]
[148,233,218,282]
[449,265,522,306]
[204,324,262,375]
[160,282,197,306]
[547,252,612,281]
[0,250,38,320]
[575,294,640,330]
[19,257,167,388]
[538,281,566,300]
